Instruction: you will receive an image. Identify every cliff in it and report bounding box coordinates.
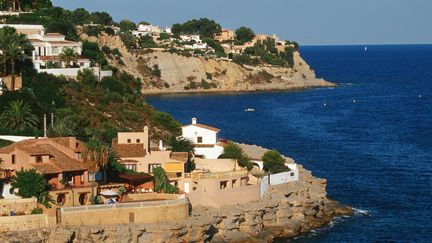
[0,165,352,243]
[81,34,335,95]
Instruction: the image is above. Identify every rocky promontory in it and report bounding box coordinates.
[81,34,335,95]
[0,164,352,243]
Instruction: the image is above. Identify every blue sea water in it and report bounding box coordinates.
[147,45,432,242]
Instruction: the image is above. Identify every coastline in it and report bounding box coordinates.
[142,79,336,96]
[0,143,352,243]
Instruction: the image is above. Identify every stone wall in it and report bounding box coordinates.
[0,198,37,216]
[126,193,180,201]
[59,198,188,226]
[0,214,50,232]
[0,166,353,242]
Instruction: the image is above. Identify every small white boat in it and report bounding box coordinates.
[364,46,368,52]
[244,108,255,112]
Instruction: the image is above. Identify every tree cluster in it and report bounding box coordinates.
[171,18,222,38]
[219,142,253,170]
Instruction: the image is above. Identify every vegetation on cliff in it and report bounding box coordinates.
[0,3,181,143]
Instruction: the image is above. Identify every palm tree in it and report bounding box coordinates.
[59,48,79,68]
[82,142,110,184]
[3,32,32,91]
[0,100,39,130]
[0,26,17,77]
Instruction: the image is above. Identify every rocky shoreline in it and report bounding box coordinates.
[1,165,352,243]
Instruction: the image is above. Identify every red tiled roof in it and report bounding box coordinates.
[44,33,64,37]
[111,138,146,158]
[0,138,87,174]
[194,144,215,148]
[170,152,188,162]
[182,123,220,132]
[31,162,62,174]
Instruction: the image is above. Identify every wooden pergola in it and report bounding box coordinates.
[118,173,154,193]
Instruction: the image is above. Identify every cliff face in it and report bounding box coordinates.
[1,166,352,243]
[81,34,334,95]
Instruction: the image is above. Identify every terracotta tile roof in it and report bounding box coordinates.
[39,55,89,62]
[47,41,80,45]
[0,139,35,153]
[29,39,44,43]
[182,123,220,132]
[0,138,88,173]
[111,138,146,158]
[170,152,188,162]
[44,33,64,37]
[194,144,215,148]
[120,159,139,163]
[19,144,51,155]
[31,162,61,174]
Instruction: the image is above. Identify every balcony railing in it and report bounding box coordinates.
[190,169,249,180]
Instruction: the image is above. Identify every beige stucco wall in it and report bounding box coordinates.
[122,151,182,174]
[60,199,188,226]
[127,193,181,201]
[194,158,238,172]
[188,183,260,208]
[0,198,37,216]
[49,187,94,207]
[0,214,51,232]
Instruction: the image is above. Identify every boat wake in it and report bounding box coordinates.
[353,207,371,216]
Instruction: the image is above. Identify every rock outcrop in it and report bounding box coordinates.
[80,34,335,95]
[0,165,352,243]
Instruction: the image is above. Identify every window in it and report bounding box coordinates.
[88,172,95,182]
[57,193,66,206]
[11,155,16,164]
[148,163,161,173]
[127,139,131,143]
[75,152,82,159]
[35,156,42,163]
[75,143,79,148]
[125,164,137,171]
[197,136,203,143]
[232,179,237,188]
[220,180,228,190]
[136,139,140,143]
[78,193,88,205]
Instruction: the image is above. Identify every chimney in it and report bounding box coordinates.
[158,140,163,151]
[143,126,149,154]
[192,117,197,125]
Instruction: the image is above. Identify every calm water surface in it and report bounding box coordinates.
[147,45,432,242]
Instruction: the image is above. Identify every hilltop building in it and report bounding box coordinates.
[214,28,235,42]
[181,118,224,159]
[0,24,112,79]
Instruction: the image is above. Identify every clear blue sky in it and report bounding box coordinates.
[52,0,432,45]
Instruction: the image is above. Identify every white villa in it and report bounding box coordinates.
[131,24,172,37]
[179,34,201,43]
[0,24,112,79]
[181,118,224,159]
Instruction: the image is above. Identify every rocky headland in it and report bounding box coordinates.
[1,164,352,243]
[81,34,335,95]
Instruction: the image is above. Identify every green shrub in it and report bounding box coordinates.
[152,111,181,136]
[206,72,213,80]
[31,208,43,214]
[152,65,161,77]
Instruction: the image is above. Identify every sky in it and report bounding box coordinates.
[52,0,432,46]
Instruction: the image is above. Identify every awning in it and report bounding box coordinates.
[100,190,118,196]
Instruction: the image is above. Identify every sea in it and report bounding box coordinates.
[147,45,432,242]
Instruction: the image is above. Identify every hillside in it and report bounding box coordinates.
[81,33,334,94]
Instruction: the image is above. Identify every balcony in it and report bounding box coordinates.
[190,169,248,180]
